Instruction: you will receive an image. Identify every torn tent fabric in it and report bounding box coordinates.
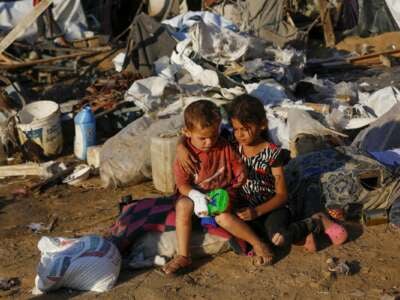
[107,195,247,255]
[123,13,177,78]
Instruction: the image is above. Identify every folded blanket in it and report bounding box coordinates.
[107,195,246,255]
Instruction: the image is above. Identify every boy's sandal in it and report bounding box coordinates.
[252,243,274,266]
[162,255,192,276]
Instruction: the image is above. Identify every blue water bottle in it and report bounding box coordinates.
[74,105,96,160]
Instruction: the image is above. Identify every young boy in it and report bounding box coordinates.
[162,100,273,275]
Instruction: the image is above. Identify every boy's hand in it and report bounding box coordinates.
[177,143,199,174]
[188,189,209,217]
[236,207,257,221]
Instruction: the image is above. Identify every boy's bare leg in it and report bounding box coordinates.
[215,213,274,264]
[162,197,193,275]
[176,197,193,257]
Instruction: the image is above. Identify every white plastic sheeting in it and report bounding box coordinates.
[125,77,171,112]
[359,86,400,118]
[0,0,88,42]
[244,80,289,106]
[162,11,238,41]
[385,0,400,28]
[190,21,249,65]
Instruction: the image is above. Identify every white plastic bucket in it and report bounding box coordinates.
[16,101,63,157]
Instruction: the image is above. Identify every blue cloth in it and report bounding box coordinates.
[369,148,400,168]
[201,216,218,228]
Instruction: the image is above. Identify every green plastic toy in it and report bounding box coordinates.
[206,188,229,215]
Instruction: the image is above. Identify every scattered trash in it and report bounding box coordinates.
[0,277,19,291]
[27,215,58,234]
[326,257,351,276]
[62,164,91,186]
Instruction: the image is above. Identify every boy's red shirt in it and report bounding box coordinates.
[174,137,245,195]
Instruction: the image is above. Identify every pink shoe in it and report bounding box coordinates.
[324,223,348,246]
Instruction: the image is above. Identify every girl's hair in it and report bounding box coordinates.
[229,94,267,127]
[229,94,270,140]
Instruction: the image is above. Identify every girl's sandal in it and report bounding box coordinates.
[162,255,192,276]
[252,243,274,266]
[312,212,348,246]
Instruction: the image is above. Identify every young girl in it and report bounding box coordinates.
[177,95,348,260]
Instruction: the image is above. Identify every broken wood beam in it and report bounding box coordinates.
[0,162,56,178]
[318,0,336,47]
[348,49,400,66]
[0,0,54,56]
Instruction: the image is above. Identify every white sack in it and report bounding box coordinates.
[33,235,121,294]
[100,115,183,187]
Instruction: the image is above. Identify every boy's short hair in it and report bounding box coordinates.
[184,100,221,130]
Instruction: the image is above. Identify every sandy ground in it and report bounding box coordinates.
[0,177,399,300]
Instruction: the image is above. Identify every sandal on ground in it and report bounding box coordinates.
[252,243,274,266]
[162,255,192,275]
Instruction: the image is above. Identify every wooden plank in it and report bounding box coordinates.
[318,0,336,47]
[0,162,55,178]
[0,0,54,56]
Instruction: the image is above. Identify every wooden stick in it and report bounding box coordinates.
[318,0,336,47]
[0,53,13,63]
[0,0,54,56]
[0,48,111,70]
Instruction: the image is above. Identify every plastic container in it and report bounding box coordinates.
[150,135,179,194]
[86,145,102,168]
[74,105,96,160]
[362,208,389,226]
[16,100,63,157]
